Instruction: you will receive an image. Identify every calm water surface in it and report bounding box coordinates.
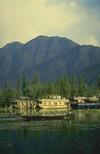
[0,109,100,154]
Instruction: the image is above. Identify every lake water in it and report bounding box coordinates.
[0,109,100,154]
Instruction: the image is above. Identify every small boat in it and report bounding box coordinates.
[71,102,100,109]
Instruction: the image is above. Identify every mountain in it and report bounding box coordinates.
[0,35,100,86]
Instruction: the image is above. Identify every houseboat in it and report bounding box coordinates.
[10,97,36,110]
[22,108,71,121]
[36,95,70,109]
[70,96,100,109]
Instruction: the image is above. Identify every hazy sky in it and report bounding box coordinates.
[0,0,100,47]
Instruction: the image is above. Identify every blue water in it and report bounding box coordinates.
[0,110,100,154]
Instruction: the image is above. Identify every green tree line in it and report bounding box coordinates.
[0,74,100,107]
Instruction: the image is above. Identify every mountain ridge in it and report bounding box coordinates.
[0,35,100,86]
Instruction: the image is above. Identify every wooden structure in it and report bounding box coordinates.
[88,96,99,102]
[74,97,87,103]
[70,96,99,103]
[11,97,36,109]
[36,98,70,109]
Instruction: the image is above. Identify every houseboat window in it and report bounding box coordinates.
[54,102,57,105]
[46,102,48,105]
[51,102,53,105]
[44,102,46,105]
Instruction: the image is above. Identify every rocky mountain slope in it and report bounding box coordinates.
[0,35,100,86]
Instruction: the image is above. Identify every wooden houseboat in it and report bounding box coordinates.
[36,96,70,109]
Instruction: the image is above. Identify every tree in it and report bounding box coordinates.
[97,75,100,90]
[22,76,29,96]
[78,77,88,96]
[15,78,20,98]
[32,74,40,85]
[60,75,71,98]
[70,76,78,97]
